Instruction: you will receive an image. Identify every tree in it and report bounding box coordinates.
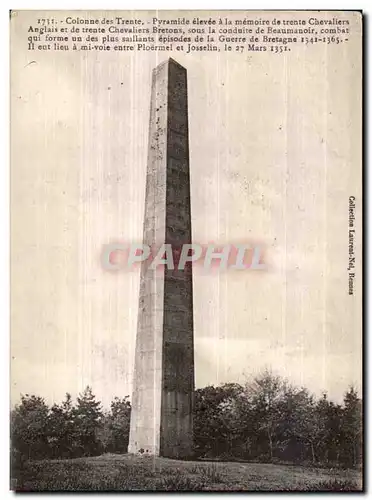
[342,386,362,466]
[73,386,103,456]
[279,386,321,463]
[244,370,287,461]
[11,394,50,460]
[193,383,244,458]
[106,396,131,453]
[48,393,76,458]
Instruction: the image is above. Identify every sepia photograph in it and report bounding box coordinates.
[10,9,363,491]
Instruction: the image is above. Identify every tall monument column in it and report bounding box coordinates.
[128,58,194,459]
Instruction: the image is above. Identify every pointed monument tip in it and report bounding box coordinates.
[167,57,186,69]
[153,58,186,72]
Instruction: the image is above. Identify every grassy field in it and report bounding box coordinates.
[13,453,363,492]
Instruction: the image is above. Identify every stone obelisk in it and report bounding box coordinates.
[128,59,194,459]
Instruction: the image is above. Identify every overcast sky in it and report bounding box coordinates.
[11,11,362,407]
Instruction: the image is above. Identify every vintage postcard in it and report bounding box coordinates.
[10,10,363,491]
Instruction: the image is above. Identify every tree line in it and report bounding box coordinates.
[11,387,131,462]
[11,370,362,469]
